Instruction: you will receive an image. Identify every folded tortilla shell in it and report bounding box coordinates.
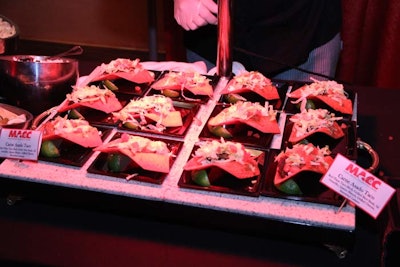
[58,95,123,114]
[184,157,260,179]
[288,121,345,143]
[151,76,213,96]
[289,88,353,114]
[145,111,183,127]
[208,113,280,134]
[222,82,279,100]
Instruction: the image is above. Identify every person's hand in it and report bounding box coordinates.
[174,0,218,31]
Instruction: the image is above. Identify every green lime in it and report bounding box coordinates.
[162,89,180,98]
[276,179,303,195]
[68,108,85,120]
[191,170,211,187]
[224,93,246,104]
[123,121,140,130]
[208,125,233,138]
[296,99,316,110]
[103,80,119,91]
[40,140,60,158]
[107,153,123,172]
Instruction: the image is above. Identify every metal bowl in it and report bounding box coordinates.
[0,55,78,115]
[0,15,19,55]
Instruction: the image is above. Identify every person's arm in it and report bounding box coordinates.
[174,0,218,31]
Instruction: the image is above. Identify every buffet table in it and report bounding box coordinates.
[0,73,362,256]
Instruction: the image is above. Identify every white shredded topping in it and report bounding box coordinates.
[215,101,277,121]
[275,143,331,176]
[67,85,116,104]
[290,78,348,106]
[194,139,248,165]
[113,95,177,132]
[51,116,97,138]
[107,134,170,155]
[162,71,211,88]
[290,108,343,137]
[227,71,272,91]
[102,58,143,74]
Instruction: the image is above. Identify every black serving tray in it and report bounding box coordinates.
[178,146,267,197]
[199,103,279,149]
[38,127,112,167]
[260,150,345,206]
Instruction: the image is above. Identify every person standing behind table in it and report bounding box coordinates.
[173,0,343,82]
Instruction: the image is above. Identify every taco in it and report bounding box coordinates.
[112,94,183,132]
[274,143,333,186]
[58,85,123,113]
[94,133,171,173]
[151,71,213,97]
[41,116,103,148]
[208,101,280,134]
[221,71,279,100]
[287,78,353,114]
[288,108,345,143]
[184,139,260,179]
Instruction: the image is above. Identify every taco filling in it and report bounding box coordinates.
[112,94,183,132]
[288,108,345,143]
[274,143,333,186]
[59,85,123,113]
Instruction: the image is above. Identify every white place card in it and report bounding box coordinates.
[0,128,42,161]
[321,154,395,219]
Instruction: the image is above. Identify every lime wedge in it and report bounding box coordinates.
[40,140,60,158]
[68,108,85,120]
[208,125,233,138]
[162,89,180,98]
[103,80,119,91]
[191,170,211,187]
[276,179,303,195]
[107,153,123,172]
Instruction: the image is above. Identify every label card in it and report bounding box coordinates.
[321,154,395,219]
[0,129,42,161]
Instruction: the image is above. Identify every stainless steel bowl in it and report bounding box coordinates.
[0,55,78,115]
[0,103,33,129]
[0,15,19,55]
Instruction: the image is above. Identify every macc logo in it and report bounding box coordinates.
[8,130,32,139]
[345,163,382,190]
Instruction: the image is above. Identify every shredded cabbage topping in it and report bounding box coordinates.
[290,108,343,137]
[113,95,177,132]
[107,134,170,155]
[227,71,272,91]
[67,85,116,103]
[102,58,144,74]
[163,71,210,88]
[194,139,250,165]
[275,143,331,177]
[51,116,98,137]
[216,101,277,121]
[290,78,349,106]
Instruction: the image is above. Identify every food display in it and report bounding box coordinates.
[0,17,16,39]
[8,55,356,203]
[287,78,353,115]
